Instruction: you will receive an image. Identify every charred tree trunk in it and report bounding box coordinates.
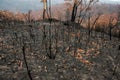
[28,10,31,23]
[71,3,78,22]
[88,14,91,37]
[22,45,33,80]
[108,16,114,40]
[119,30,120,41]
[109,26,112,40]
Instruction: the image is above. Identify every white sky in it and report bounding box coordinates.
[110,0,120,1]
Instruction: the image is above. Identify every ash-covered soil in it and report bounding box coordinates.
[0,22,120,80]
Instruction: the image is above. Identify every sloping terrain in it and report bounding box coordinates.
[0,22,120,80]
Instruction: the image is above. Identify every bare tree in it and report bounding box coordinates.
[65,0,99,22]
[22,44,33,80]
[41,0,48,19]
[71,0,81,22]
[28,10,32,22]
[117,5,120,40]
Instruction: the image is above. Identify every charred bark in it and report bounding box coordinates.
[22,45,33,80]
[71,3,78,22]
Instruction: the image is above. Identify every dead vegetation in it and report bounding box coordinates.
[0,1,120,80]
[0,20,120,80]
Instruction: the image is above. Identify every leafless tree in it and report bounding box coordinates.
[117,5,120,40]
[22,44,33,80]
[41,0,49,19]
[65,0,99,22]
[28,10,32,22]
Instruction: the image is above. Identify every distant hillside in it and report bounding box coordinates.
[31,3,119,20]
[0,11,27,22]
[0,3,119,22]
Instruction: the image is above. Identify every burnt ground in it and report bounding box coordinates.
[0,22,120,80]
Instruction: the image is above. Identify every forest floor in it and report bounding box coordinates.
[0,22,120,80]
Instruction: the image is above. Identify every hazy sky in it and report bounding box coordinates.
[0,0,120,12]
[102,0,120,3]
